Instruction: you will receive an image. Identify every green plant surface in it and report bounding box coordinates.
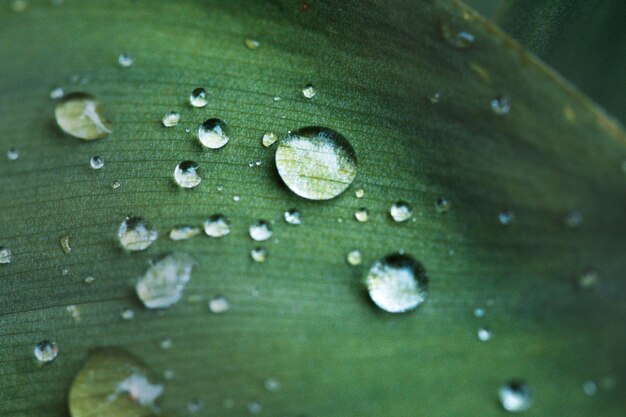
[495,0,626,123]
[0,0,625,416]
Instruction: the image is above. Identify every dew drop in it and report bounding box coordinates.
[273,95,281,102]
[121,307,135,320]
[118,216,158,251]
[68,348,163,417]
[498,381,534,412]
[198,118,230,149]
[83,276,95,284]
[112,180,121,189]
[390,201,413,222]
[117,53,133,68]
[435,197,451,213]
[159,337,173,350]
[169,226,200,241]
[354,208,369,222]
[499,211,514,225]
[251,247,267,263]
[87,155,104,170]
[162,111,180,127]
[262,131,279,148]
[491,96,511,116]
[473,307,485,318]
[233,194,241,202]
[208,295,230,314]
[187,398,203,413]
[55,93,112,140]
[49,86,64,99]
[477,327,492,341]
[284,208,302,225]
[579,268,599,289]
[203,214,230,238]
[302,83,316,99]
[163,368,175,380]
[6,148,19,161]
[355,188,365,198]
[565,209,583,228]
[365,253,428,313]
[0,246,12,264]
[34,340,58,363]
[249,220,272,241]
[429,92,441,103]
[275,126,357,200]
[347,249,362,266]
[189,87,208,108]
[135,253,195,309]
[440,21,475,48]
[248,401,262,414]
[264,377,281,392]
[174,160,201,188]
[583,380,598,396]
[244,38,260,49]
[60,234,72,254]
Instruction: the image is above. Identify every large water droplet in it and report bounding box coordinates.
[136,253,195,309]
[162,111,180,127]
[275,126,357,200]
[284,208,302,225]
[249,220,272,241]
[189,88,208,108]
[491,96,511,116]
[302,83,316,99]
[117,53,133,68]
[169,226,200,241]
[262,131,278,148]
[90,155,104,170]
[118,216,158,251]
[34,340,58,363]
[174,161,201,188]
[68,348,164,417]
[198,118,230,149]
[55,93,112,140]
[203,214,230,237]
[365,253,428,313]
[208,295,230,313]
[0,246,12,264]
[440,21,475,48]
[390,201,412,222]
[498,381,533,412]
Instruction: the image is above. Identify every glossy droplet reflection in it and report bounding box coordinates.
[7,148,19,161]
[90,155,104,170]
[189,88,208,108]
[198,118,230,149]
[275,126,357,200]
[162,111,180,127]
[203,214,230,238]
[174,161,201,188]
[262,131,278,148]
[499,381,534,412]
[302,83,316,99]
[55,93,111,140]
[118,216,158,251]
[34,340,58,363]
[347,249,362,266]
[136,253,195,309]
[284,208,302,225]
[249,220,272,241]
[117,53,133,68]
[390,201,412,222]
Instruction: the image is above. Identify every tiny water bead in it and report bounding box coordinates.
[118,216,158,251]
[203,214,230,237]
[248,401,262,414]
[208,295,230,313]
[284,208,302,225]
[302,83,316,99]
[83,276,95,284]
[68,348,164,417]
[49,86,64,99]
[583,380,598,396]
[347,249,362,266]
[440,21,475,48]
[251,247,267,263]
[117,52,133,68]
[187,398,204,413]
[112,180,121,189]
[174,160,201,188]
[249,220,273,241]
[90,155,104,169]
[264,377,281,392]
[0,246,12,264]
[477,327,492,341]
[55,93,112,140]
[7,148,19,161]
[189,87,208,108]
[390,201,413,222]
[60,234,71,254]
[159,337,173,350]
[365,253,428,313]
[579,268,599,289]
[34,341,58,363]
[275,126,357,200]
[498,381,534,412]
[473,307,485,318]
[354,208,369,222]
[435,197,451,213]
[355,188,365,198]
[499,211,514,225]
[136,253,195,309]
[121,307,135,320]
[429,92,441,104]
[491,96,511,116]
[244,37,260,49]
[162,111,180,127]
[169,226,201,241]
[565,209,583,228]
[262,131,278,147]
[198,118,230,149]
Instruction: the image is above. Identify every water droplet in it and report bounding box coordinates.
[440,21,475,48]
[60,234,72,254]
[284,208,302,225]
[136,253,194,309]
[198,118,230,149]
[429,92,441,103]
[477,327,492,341]
[273,95,281,102]
[491,96,511,116]
[203,214,230,237]
[233,194,241,202]
[90,155,104,170]
[217,184,224,192]
[347,249,362,266]
[49,86,64,99]
[499,211,514,225]
[498,381,533,412]
[247,400,262,414]
[435,197,451,213]
[565,209,583,228]
[68,348,163,417]
[117,53,133,68]
[169,226,200,241]
[121,307,135,320]
[251,247,267,262]
[208,295,230,313]
[189,87,208,108]
[390,201,412,222]
[583,380,598,396]
[187,398,203,413]
[579,268,599,289]
[11,0,28,13]
[55,93,112,140]
[159,337,172,350]
[34,340,58,363]
[354,208,369,222]
[249,220,272,241]
[365,253,428,313]
[355,188,365,198]
[66,305,81,322]
[174,160,201,188]
[118,216,158,251]
[0,246,12,264]
[244,38,260,49]
[162,111,180,127]
[112,180,121,189]
[275,126,357,200]
[473,307,485,318]
[264,377,281,392]
[262,131,279,148]
[83,276,95,284]
[302,83,316,99]
[6,148,19,161]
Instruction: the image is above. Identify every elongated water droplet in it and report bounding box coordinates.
[50,86,64,99]
[60,234,71,254]
[347,249,362,266]
[117,53,133,68]
[302,83,316,99]
[68,348,164,417]
[162,111,180,127]
[169,226,200,241]
[477,327,492,341]
[136,253,194,309]
[244,38,260,49]
[275,126,357,200]
[83,276,95,284]
[499,381,533,412]
[118,216,158,251]
[7,148,19,161]
[440,21,475,48]
[189,88,208,108]
[435,197,450,213]
[55,93,112,140]
[0,246,12,264]
[365,253,428,313]
[284,208,302,225]
[90,155,104,169]
[390,201,412,222]
[34,341,58,363]
[262,131,279,147]
[491,96,511,116]
[251,247,267,262]
[354,208,369,222]
[499,211,514,225]
[208,295,230,313]
[174,161,201,188]
[198,118,230,149]
[249,220,272,241]
[203,214,230,237]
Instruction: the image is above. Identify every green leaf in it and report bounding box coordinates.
[1,1,625,416]
[495,0,626,122]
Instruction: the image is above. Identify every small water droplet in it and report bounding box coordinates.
[90,155,104,170]
[491,96,511,116]
[583,380,598,396]
[159,337,173,350]
[249,220,272,241]
[49,86,64,99]
[354,208,369,222]
[112,180,121,189]
[11,0,28,13]
[0,246,12,264]
[565,209,583,228]
[163,368,175,380]
[187,398,203,413]
[429,92,441,103]
[117,53,133,68]
[355,188,365,198]
[60,234,71,254]
[169,226,200,241]
[189,87,208,108]
[284,208,302,225]
[198,118,230,149]
[264,377,281,392]
[275,126,357,200]
[6,148,19,161]
[273,95,281,102]
[347,249,362,266]
[473,307,485,318]
[366,253,428,313]
[174,160,201,188]
[244,38,260,49]
[208,295,230,313]
[62,268,69,276]
[498,381,533,412]
[136,253,195,309]
[34,340,58,363]
[233,194,241,202]
[121,307,135,320]
[247,400,262,414]
[162,111,180,127]
[579,268,599,289]
[217,184,224,192]
[83,276,95,284]
[302,83,316,99]
[390,201,413,222]
[66,305,81,322]
[262,131,278,148]
[251,247,267,263]
[435,197,451,213]
[477,327,492,341]
[499,211,514,225]
[440,21,475,48]
[55,93,112,140]
[118,216,158,251]
[203,214,230,237]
